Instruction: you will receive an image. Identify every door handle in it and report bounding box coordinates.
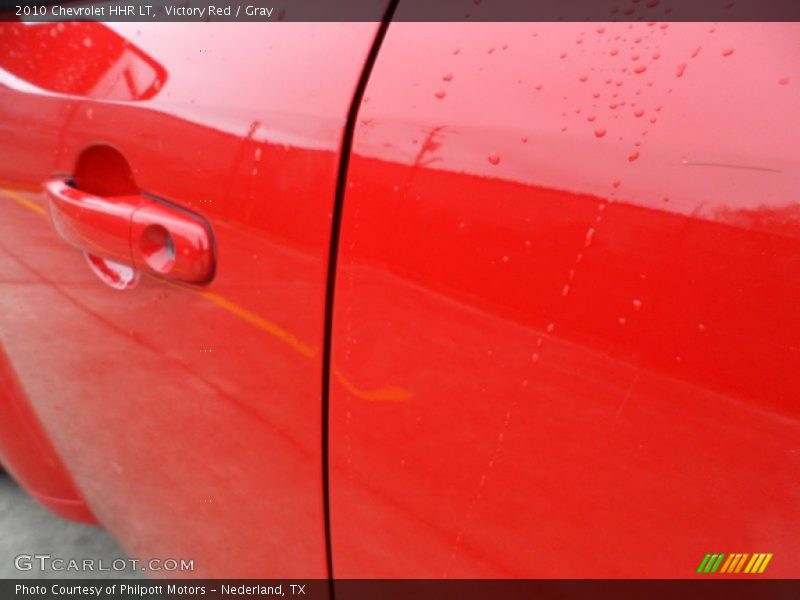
[44,177,214,284]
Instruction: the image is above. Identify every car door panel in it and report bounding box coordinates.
[330,22,800,577]
[0,19,388,577]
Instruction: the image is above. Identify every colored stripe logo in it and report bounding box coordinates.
[697,553,773,574]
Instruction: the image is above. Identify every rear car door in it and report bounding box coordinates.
[330,21,800,577]
[0,17,387,577]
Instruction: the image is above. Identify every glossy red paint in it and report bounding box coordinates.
[0,17,797,581]
[0,18,388,578]
[0,345,96,523]
[330,22,800,577]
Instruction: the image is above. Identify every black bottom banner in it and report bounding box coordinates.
[5,579,800,600]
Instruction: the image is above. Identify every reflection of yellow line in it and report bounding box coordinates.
[333,366,411,402]
[0,188,47,216]
[4,186,409,399]
[196,289,317,359]
[194,292,411,400]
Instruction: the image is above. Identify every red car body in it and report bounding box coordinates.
[0,16,798,579]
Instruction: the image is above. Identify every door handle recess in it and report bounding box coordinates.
[44,177,214,284]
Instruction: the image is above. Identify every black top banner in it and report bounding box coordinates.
[3,0,800,22]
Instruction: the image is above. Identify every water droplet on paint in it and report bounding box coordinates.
[487,152,501,165]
